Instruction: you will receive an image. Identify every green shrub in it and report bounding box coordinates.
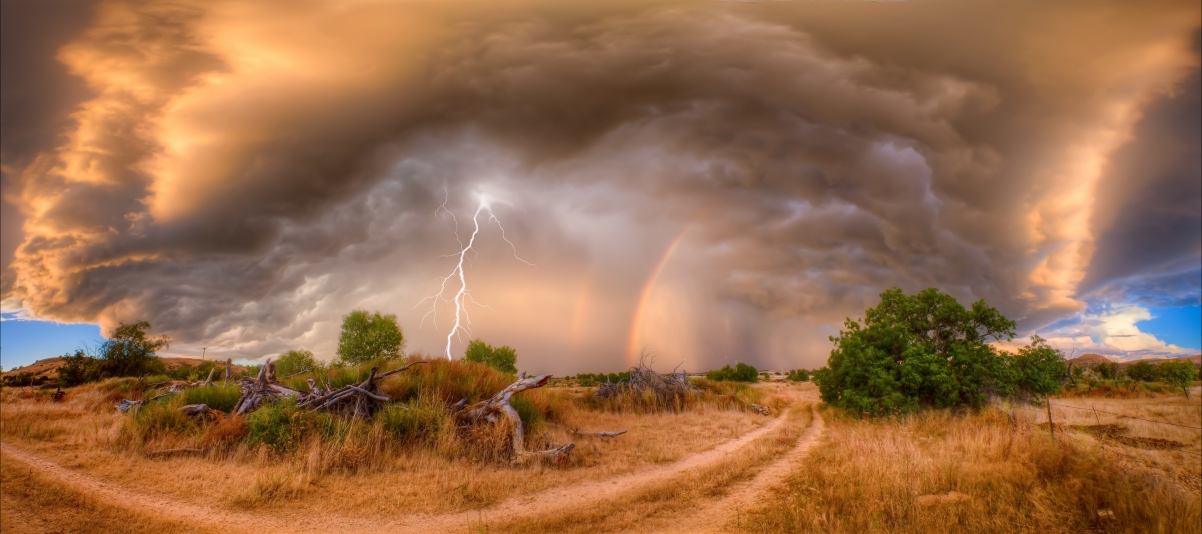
[275,349,319,377]
[245,399,303,452]
[377,399,449,445]
[134,396,201,436]
[787,369,810,382]
[464,339,518,375]
[706,363,759,382]
[183,384,241,412]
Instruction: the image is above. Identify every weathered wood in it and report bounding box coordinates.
[376,360,428,379]
[180,404,210,416]
[462,374,576,463]
[115,399,144,413]
[202,368,215,387]
[224,358,231,383]
[284,367,315,379]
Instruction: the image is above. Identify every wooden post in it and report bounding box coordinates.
[1046,397,1055,444]
[224,358,231,384]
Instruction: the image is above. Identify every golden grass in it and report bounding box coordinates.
[740,405,1201,533]
[483,401,816,533]
[0,379,769,517]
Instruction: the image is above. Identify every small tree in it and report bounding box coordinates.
[57,349,100,387]
[1094,362,1122,380]
[1158,359,1197,399]
[96,321,168,378]
[463,339,518,375]
[336,310,404,365]
[275,349,319,377]
[787,369,810,382]
[1127,361,1159,382]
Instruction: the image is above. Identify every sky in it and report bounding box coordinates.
[1,0,1199,374]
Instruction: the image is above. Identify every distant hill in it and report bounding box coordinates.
[1066,353,1112,366]
[1065,353,1201,367]
[1116,354,1202,367]
[2,356,241,379]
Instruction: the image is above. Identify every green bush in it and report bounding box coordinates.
[134,396,202,436]
[183,384,241,412]
[786,369,810,382]
[464,339,518,375]
[275,349,319,377]
[245,399,304,452]
[377,399,449,445]
[706,363,759,382]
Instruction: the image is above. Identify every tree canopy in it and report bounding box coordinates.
[336,310,404,365]
[814,288,1066,416]
[464,339,518,375]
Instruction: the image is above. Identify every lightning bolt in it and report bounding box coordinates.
[416,190,534,359]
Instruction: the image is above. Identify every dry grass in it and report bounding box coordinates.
[483,400,816,533]
[1029,395,1202,494]
[0,378,769,517]
[740,405,1201,533]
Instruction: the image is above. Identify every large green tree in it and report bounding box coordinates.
[464,339,518,375]
[814,288,1064,416]
[336,311,404,365]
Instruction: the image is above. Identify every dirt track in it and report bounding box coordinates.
[1,396,824,533]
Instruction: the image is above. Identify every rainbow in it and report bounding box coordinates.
[626,225,691,366]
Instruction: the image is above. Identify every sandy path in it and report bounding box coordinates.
[1,409,791,534]
[664,403,825,533]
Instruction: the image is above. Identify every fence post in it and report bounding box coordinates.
[1046,397,1055,444]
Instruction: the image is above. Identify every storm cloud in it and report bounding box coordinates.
[2,0,1199,371]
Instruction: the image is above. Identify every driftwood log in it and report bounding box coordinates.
[294,361,427,420]
[461,374,575,463]
[232,358,301,415]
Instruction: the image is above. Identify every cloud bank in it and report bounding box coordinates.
[2,0,1199,371]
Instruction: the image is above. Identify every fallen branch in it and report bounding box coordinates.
[574,429,627,439]
[232,359,301,416]
[464,374,575,463]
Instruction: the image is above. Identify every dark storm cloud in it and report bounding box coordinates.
[2,0,1199,369]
